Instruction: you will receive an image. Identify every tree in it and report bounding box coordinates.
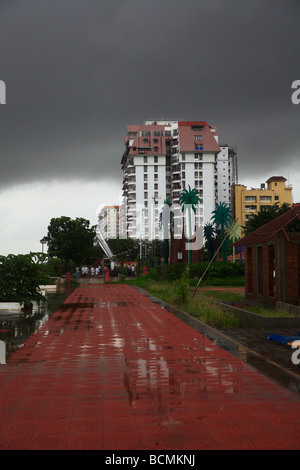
[203,222,216,261]
[106,237,140,263]
[45,216,97,270]
[226,221,242,263]
[211,202,233,261]
[0,253,47,304]
[243,202,292,234]
[179,186,200,265]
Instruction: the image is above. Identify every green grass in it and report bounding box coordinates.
[126,277,243,329]
[198,290,245,302]
[188,276,245,287]
[244,305,297,317]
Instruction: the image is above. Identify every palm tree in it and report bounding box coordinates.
[226,221,242,262]
[203,222,216,261]
[211,202,233,261]
[179,186,200,264]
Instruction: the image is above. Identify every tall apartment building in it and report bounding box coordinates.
[231,176,293,228]
[121,120,237,240]
[98,205,120,240]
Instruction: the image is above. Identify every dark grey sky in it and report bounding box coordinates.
[0,0,299,190]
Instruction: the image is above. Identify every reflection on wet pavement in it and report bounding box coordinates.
[0,284,300,450]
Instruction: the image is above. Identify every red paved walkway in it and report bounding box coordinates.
[0,284,300,450]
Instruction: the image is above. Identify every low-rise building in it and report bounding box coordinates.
[231,176,293,228]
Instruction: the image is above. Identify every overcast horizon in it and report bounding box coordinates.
[0,0,299,256]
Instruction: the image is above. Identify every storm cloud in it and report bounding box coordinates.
[0,0,299,254]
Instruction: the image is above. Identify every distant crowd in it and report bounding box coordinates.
[76,265,103,277]
[75,263,136,278]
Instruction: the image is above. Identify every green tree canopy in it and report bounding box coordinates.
[211,202,233,261]
[106,237,140,263]
[45,216,97,269]
[203,222,216,261]
[0,253,47,303]
[243,203,292,234]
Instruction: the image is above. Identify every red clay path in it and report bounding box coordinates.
[0,284,299,450]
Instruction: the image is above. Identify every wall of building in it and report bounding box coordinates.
[232,178,293,228]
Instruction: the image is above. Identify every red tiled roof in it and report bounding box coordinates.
[234,205,300,246]
[265,176,287,183]
[178,121,208,127]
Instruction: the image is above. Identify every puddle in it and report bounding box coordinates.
[0,285,77,357]
[96,301,137,308]
[132,286,300,396]
[60,303,94,310]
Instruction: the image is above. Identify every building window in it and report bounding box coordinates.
[144,174,148,181]
[144,156,147,163]
[144,192,148,199]
[154,156,158,163]
[275,195,279,200]
[154,130,163,137]
[144,165,147,172]
[245,196,257,202]
[140,130,151,136]
[144,183,148,190]
[154,183,158,190]
[154,165,158,172]
[260,196,272,201]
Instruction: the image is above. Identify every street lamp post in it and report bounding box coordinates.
[40,237,47,254]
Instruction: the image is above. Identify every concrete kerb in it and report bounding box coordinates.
[216,300,300,328]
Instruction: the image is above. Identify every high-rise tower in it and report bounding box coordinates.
[121,120,237,240]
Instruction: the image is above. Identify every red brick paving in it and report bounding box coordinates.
[0,284,300,450]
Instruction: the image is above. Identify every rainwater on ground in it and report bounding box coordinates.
[1,283,300,397]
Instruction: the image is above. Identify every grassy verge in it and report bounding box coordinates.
[122,276,243,329]
[198,289,297,318]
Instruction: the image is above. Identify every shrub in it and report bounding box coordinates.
[174,277,188,304]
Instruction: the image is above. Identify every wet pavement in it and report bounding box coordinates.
[0,284,300,450]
